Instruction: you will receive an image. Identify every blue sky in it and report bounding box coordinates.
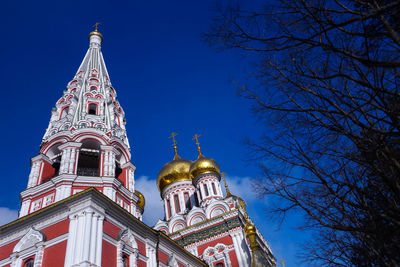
[0,1,307,266]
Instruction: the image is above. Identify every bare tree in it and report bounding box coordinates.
[205,0,400,266]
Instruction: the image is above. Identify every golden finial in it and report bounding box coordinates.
[93,22,101,32]
[281,259,286,267]
[169,132,180,160]
[222,172,232,198]
[89,22,103,42]
[192,134,203,157]
[239,199,249,221]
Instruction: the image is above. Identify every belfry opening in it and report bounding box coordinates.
[77,139,100,176]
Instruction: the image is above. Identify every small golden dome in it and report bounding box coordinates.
[134,190,145,209]
[244,221,257,235]
[157,155,192,192]
[89,29,103,42]
[189,154,221,179]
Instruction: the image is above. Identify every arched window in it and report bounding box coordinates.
[212,183,217,195]
[90,86,97,91]
[194,192,199,206]
[215,263,224,267]
[174,195,181,213]
[184,192,191,210]
[167,199,172,218]
[88,103,97,115]
[204,184,209,197]
[24,258,34,267]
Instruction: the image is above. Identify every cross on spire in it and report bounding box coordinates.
[169,132,180,160]
[281,259,286,267]
[93,22,101,31]
[192,134,203,157]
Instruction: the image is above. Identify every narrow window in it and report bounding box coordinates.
[194,192,199,206]
[212,182,217,195]
[88,103,97,115]
[203,184,209,196]
[167,199,171,218]
[174,195,181,213]
[184,192,191,210]
[122,255,129,267]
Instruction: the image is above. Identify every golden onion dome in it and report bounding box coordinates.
[189,153,221,179]
[244,221,256,235]
[157,154,192,193]
[134,190,145,209]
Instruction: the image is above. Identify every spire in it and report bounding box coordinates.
[169,132,180,160]
[222,172,233,198]
[42,25,130,148]
[89,22,103,44]
[192,134,204,158]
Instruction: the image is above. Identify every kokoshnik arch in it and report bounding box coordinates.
[0,27,276,267]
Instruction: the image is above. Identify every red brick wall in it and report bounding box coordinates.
[40,161,55,184]
[103,220,121,239]
[42,240,67,267]
[197,235,233,255]
[102,240,117,267]
[0,240,19,261]
[41,219,69,240]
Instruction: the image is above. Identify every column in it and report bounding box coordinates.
[28,160,41,188]
[95,215,104,266]
[230,231,246,267]
[65,209,104,267]
[33,242,45,267]
[130,248,138,267]
[100,145,119,177]
[82,210,94,262]
[59,142,82,175]
[65,214,78,267]
[89,214,99,263]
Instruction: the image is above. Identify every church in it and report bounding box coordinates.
[0,27,276,267]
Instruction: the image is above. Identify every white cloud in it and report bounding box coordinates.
[0,207,18,226]
[135,176,165,226]
[222,175,262,201]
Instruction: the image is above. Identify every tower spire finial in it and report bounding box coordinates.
[89,22,103,44]
[222,172,233,198]
[169,132,180,160]
[93,22,101,32]
[192,134,203,158]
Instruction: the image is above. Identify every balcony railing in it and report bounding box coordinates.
[77,167,99,177]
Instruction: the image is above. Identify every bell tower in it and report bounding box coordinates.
[19,26,143,219]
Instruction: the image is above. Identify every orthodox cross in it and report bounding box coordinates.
[93,22,101,31]
[192,134,202,155]
[169,132,179,158]
[221,172,232,197]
